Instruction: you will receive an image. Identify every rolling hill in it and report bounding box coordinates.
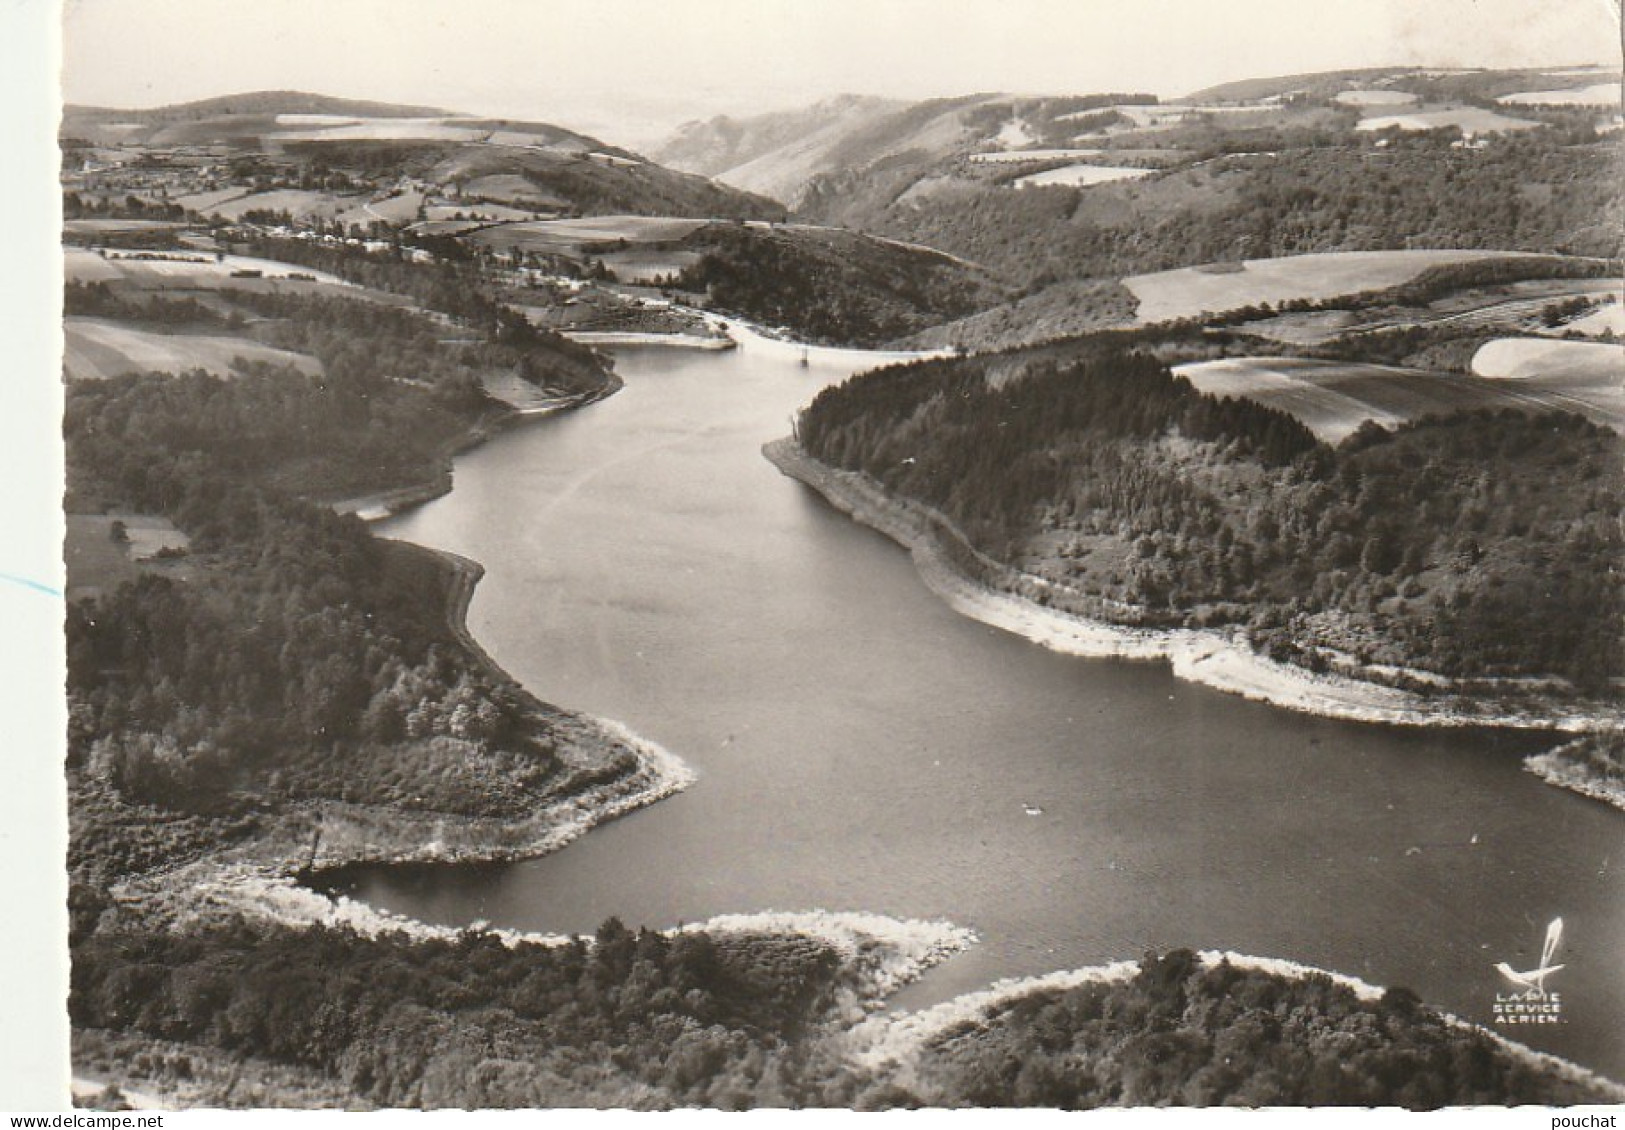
[652,94,905,203]
[62,92,785,222]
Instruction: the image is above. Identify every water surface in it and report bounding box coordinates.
[339,340,1623,1076]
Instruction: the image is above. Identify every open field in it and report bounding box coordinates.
[195,189,366,222]
[1355,106,1538,134]
[1240,279,1623,345]
[1469,338,1625,426]
[1471,337,1625,382]
[424,201,536,222]
[65,247,354,290]
[599,248,701,282]
[460,174,568,207]
[1566,303,1625,337]
[273,113,360,127]
[335,191,425,227]
[406,219,489,238]
[1498,83,1623,107]
[1012,164,1155,188]
[65,514,193,602]
[64,316,325,381]
[171,187,255,213]
[270,117,488,143]
[469,216,709,255]
[1126,249,1538,323]
[1174,356,1623,441]
[483,129,575,148]
[62,219,187,237]
[1333,89,1418,106]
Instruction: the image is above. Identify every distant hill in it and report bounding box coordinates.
[1184,67,1418,104]
[62,92,785,222]
[651,92,1170,207]
[1187,65,1624,104]
[652,69,1621,348]
[652,94,907,203]
[63,90,447,125]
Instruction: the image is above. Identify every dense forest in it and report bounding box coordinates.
[904,950,1609,1108]
[673,224,1003,346]
[62,282,513,484]
[70,923,1613,1109]
[71,917,853,1108]
[797,345,1623,690]
[63,264,628,885]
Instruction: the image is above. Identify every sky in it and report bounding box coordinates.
[61,0,1623,146]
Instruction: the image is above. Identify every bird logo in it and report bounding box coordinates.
[1494,917,1565,995]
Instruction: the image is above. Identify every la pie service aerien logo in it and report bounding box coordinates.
[1492,917,1565,1026]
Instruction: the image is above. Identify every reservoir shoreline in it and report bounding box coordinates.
[93,338,1624,1099]
[763,436,1624,736]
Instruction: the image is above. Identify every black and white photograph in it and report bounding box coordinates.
[4,0,1624,1116]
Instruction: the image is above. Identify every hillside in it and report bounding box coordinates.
[652,94,904,202]
[63,90,447,125]
[1185,64,1622,104]
[652,91,1172,208]
[670,221,1007,346]
[62,93,784,223]
[799,129,1619,283]
[794,337,1623,696]
[645,71,1619,350]
[900,950,1615,1108]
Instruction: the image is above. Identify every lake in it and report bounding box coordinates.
[335,336,1623,1077]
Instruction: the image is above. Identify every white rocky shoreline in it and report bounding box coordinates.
[844,950,1625,1099]
[1524,748,1625,813]
[763,437,1625,735]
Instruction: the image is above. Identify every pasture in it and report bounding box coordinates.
[1176,355,1623,440]
[199,189,365,222]
[470,216,709,255]
[65,247,354,291]
[172,188,254,214]
[1565,303,1625,337]
[65,514,193,602]
[599,249,701,283]
[459,174,568,207]
[1355,106,1538,134]
[1013,164,1154,188]
[270,117,487,143]
[1125,249,1539,324]
[1498,83,1623,107]
[1471,337,1625,382]
[1333,90,1418,106]
[64,317,324,381]
[335,191,426,227]
[1470,338,1625,427]
[406,220,489,238]
[62,219,187,237]
[485,130,570,148]
[1241,278,1622,344]
[424,202,536,223]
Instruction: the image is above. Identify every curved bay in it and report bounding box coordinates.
[334,342,1624,1077]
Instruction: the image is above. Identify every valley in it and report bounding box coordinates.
[55,51,1625,1113]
